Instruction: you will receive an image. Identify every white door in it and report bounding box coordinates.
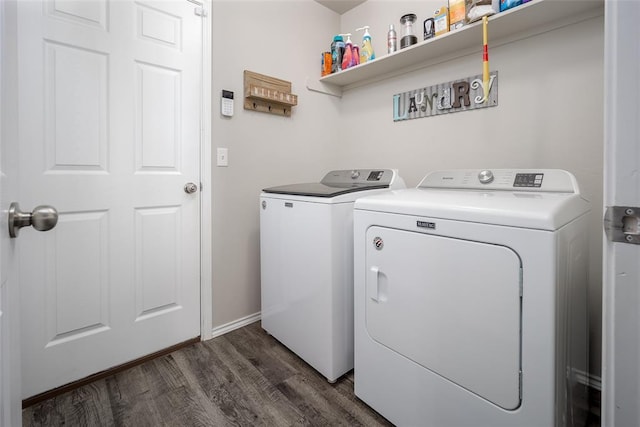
[18,0,203,399]
[1,1,22,424]
[602,1,640,425]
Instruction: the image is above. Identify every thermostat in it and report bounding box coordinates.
[221,90,234,117]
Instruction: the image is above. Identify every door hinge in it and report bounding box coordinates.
[604,206,640,244]
[194,7,208,17]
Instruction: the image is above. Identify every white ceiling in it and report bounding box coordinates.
[314,0,367,15]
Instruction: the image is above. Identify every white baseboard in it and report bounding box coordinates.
[210,312,261,339]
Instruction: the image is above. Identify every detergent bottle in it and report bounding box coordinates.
[341,33,354,70]
[330,34,344,73]
[352,44,360,67]
[356,26,376,63]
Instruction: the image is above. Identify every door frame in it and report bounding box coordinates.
[199,0,213,341]
[0,0,21,424]
[602,0,640,425]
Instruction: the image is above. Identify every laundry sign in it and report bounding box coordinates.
[393,71,498,122]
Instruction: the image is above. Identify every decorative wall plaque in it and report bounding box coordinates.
[393,72,498,122]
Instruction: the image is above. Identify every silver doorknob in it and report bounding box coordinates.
[8,202,58,238]
[184,182,198,194]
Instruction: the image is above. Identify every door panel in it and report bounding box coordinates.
[45,211,110,346]
[19,0,202,398]
[44,41,108,172]
[46,0,108,29]
[134,206,182,320]
[136,62,181,170]
[365,226,522,410]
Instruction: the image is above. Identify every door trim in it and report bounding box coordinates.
[602,0,640,425]
[199,0,212,341]
[1,0,21,424]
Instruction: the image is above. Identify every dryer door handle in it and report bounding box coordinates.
[368,266,387,303]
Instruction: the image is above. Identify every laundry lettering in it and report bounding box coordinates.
[393,72,498,122]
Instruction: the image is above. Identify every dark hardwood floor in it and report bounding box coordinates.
[23,321,392,426]
[23,320,601,426]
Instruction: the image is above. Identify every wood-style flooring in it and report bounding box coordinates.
[23,320,602,426]
[22,321,392,426]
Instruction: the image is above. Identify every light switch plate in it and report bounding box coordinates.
[217,148,228,166]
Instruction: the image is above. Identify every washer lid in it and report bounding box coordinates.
[262,169,399,197]
[262,182,389,197]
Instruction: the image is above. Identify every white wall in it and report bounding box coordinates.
[210,1,340,328]
[338,3,604,376]
[210,0,604,378]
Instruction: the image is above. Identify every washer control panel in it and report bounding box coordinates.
[419,169,579,193]
[321,169,396,186]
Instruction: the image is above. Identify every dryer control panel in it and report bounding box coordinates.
[418,169,580,194]
[513,173,544,188]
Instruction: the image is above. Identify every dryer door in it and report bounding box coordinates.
[365,226,522,410]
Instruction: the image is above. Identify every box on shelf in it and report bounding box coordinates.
[449,0,468,31]
[434,6,450,36]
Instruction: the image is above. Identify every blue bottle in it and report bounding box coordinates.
[330,35,344,73]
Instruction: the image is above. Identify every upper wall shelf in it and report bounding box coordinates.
[314,0,603,92]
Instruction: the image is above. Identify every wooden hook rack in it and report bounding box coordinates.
[244,70,298,117]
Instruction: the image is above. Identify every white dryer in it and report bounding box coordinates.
[260,169,405,382]
[353,169,590,426]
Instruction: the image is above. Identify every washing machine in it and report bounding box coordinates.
[353,169,591,426]
[260,169,405,382]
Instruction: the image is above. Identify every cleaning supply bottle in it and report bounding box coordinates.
[330,34,344,73]
[356,26,376,63]
[352,44,360,66]
[387,24,397,53]
[341,33,353,70]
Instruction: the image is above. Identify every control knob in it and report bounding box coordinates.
[478,170,494,184]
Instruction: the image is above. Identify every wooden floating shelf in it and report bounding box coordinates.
[244,70,298,117]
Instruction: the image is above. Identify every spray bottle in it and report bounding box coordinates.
[356,26,376,64]
[341,33,354,70]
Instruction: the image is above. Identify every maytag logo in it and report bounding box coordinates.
[417,221,436,229]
